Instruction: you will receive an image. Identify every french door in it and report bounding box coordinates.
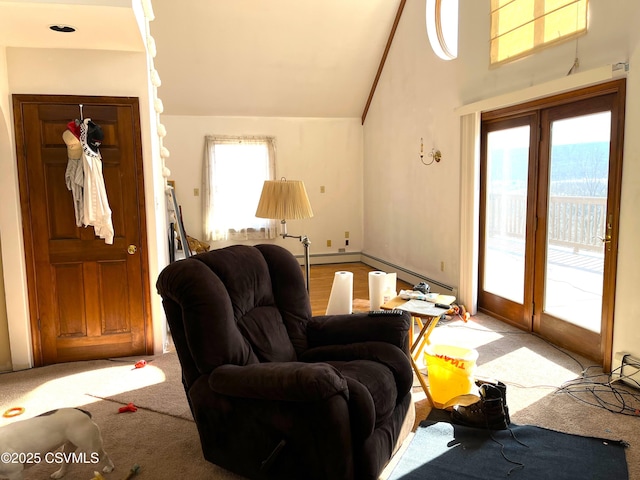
[478,80,626,368]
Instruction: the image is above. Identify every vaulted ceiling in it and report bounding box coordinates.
[0,0,404,118]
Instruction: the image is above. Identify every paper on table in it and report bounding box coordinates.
[396,299,449,317]
[398,290,455,305]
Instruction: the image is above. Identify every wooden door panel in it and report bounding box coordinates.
[99,260,131,334]
[46,160,77,238]
[54,263,86,337]
[13,94,151,365]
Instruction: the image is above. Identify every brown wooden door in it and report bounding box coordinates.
[13,94,152,366]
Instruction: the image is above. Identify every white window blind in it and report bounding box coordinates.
[203,136,277,242]
[490,0,588,65]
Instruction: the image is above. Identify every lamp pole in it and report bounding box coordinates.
[280,221,310,293]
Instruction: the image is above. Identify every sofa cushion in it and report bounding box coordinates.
[156,257,258,373]
[327,360,397,437]
[255,244,312,355]
[195,245,275,319]
[195,245,298,363]
[238,306,296,362]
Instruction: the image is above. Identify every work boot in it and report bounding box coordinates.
[451,383,509,430]
[475,378,510,424]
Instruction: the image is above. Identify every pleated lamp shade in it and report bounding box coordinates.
[255,179,314,220]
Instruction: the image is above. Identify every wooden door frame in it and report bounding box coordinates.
[12,94,153,366]
[478,79,626,370]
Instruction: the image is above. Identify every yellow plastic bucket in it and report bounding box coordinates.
[424,344,478,407]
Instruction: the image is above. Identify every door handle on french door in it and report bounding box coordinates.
[127,244,138,255]
[598,234,612,252]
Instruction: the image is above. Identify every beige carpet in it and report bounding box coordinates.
[425,313,639,479]
[1,313,638,479]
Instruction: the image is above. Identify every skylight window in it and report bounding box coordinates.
[426,0,458,60]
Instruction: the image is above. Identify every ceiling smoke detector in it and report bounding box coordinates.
[49,25,76,33]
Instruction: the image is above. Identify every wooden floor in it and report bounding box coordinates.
[309,262,412,316]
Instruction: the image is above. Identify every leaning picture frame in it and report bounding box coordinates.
[167,184,191,260]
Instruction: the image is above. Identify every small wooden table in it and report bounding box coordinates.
[381,295,456,405]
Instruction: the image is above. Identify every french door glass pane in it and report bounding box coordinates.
[484,126,530,304]
[544,112,610,333]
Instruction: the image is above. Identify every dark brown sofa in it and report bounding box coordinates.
[156,244,414,480]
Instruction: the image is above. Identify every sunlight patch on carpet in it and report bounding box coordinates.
[0,364,166,425]
[478,346,580,413]
[430,321,506,352]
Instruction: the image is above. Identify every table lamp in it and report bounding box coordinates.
[255,178,314,292]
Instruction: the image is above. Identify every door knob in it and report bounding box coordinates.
[127,244,138,255]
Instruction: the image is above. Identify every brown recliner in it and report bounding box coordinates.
[156,244,414,480]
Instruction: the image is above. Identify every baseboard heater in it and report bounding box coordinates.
[361,253,458,298]
[612,352,640,389]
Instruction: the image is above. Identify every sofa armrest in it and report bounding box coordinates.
[307,312,410,353]
[209,362,348,402]
[300,341,413,396]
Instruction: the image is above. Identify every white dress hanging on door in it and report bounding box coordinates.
[80,119,114,244]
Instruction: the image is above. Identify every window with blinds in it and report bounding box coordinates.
[490,0,588,65]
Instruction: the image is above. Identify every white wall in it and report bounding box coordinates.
[1,47,167,369]
[613,39,640,363]
[363,0,640,360]
[363,0,462,288]
[162,116,364,260]
[0,46,16,371]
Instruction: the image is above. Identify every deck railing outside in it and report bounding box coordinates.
[487,194,607,252]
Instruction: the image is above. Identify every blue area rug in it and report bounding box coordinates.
[389,410,628,480]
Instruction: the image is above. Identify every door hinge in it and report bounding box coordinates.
[38,318,42,330]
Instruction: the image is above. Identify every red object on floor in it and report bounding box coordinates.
[134,359,147,368]
[118,403,138,413]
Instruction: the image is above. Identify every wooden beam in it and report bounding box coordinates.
[361,0,407,125]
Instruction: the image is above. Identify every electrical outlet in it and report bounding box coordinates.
[345,239,349,246]
[345,231,349,239]
[326,240,331,247]
[193,188,200,196]
[320,186,325,193]
[338,248,346,253]
[440,261,445,272]
[613,352,640,388]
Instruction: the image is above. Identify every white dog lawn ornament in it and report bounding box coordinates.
[0,408,114,480]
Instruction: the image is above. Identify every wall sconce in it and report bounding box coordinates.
[419,137,442,166]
